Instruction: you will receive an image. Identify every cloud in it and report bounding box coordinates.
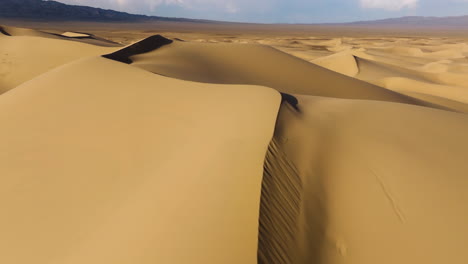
[360,0,419,10]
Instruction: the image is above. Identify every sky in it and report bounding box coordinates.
[54,0,468,23]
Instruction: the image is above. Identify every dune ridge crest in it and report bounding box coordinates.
[116,39,441,109]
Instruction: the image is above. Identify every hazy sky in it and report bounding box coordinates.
[55,0,468,23]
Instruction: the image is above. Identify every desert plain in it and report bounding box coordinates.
[0,20,468,264]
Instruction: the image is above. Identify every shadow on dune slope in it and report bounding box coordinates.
[259,137,304,264]
[259,100,330,264]
[103,35,173,64]
[280,93,300,111]
[0,26,11,36]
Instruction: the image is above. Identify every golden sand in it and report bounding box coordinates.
[1,24,467,264]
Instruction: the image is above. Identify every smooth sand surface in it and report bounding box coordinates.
[127,41,424,106]
[1,23,468,264]
[0,56,280,263]
[61,31,91,38]
[0,26,118,93]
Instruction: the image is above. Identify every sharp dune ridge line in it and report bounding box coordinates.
[1,25,468,264]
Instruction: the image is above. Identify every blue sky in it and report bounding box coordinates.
[55,0,468,23]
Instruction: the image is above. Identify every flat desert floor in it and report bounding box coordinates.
[1,21,468,264]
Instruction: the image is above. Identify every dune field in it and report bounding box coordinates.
[1,24,468,264]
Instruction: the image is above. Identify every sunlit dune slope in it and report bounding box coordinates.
[112,39,430,108]
[61,31,91,38]
[1,27,468,264]
[0,26,119,94]
[282,36,468,113]
[0,25,121,47]
[0,56,280,264]
[312,51,359,77]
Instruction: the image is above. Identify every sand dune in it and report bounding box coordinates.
[103,35,173,64]
[349,55,468,112]
[1,25,120,46]
[0,56,280,264]
[122,39,434,108]
[312,51,359,77]
[0,26,118,93]
[1,25,62,38]
[1,26,468,264]
[269,96,468,264]
[356,55,468,89]
[271,36,468,113]
[61,31,91,38]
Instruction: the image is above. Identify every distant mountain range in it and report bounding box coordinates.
[1,0,468,27]
[349,16,468,27]
[0,0,204,22]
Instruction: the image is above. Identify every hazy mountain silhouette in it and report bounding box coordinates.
[348,15,468,28]
[1,0,468,27]
[0,0,204,22]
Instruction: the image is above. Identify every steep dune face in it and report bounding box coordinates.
[268,96,468,264]
[0,57,280,264]
[258,137,302,264]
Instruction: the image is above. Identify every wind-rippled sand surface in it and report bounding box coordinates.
[1,23,468,264]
